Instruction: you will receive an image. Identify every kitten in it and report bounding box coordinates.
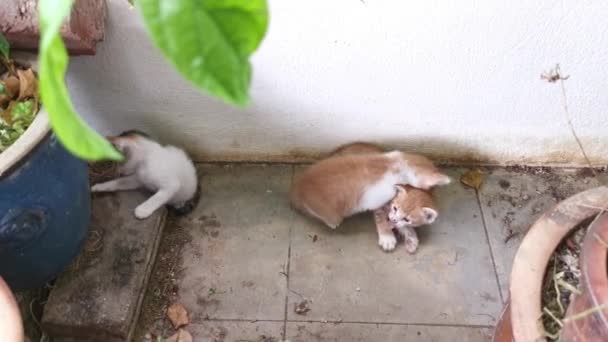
[329,142,438,252]
[91,130,200,219]
[290,145,450,229]
[375,185,437,253]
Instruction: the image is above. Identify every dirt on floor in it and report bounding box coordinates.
[134,214,193,341]
[485,166,604,244]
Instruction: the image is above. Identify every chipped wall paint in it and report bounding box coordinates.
[67,0,608,165]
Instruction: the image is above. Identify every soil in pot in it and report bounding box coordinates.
[0,57,40,152]
[540,220,589,340]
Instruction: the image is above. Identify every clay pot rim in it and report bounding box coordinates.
[578,212,608,326]
[509,186,608,341]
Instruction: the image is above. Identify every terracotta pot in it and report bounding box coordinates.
[493,186,608,342]
[493,301,513,342]
[561,213,608,341]
[0,276,23,342]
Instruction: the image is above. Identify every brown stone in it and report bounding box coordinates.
[41,192,166,341]
[0,0,106,55]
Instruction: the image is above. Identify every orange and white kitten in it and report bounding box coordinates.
[329,142,438,253]
[290,144,450,229]
[375,185,437,253]
[91,130,199,219]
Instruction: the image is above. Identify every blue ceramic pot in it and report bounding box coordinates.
[0,111,90,290]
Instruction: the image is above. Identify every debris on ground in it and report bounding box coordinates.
[460,168,485,190]
[134,215,192,340]
[167,303,190,329]
[308,234,318,243]
[89,161,120,184]
[294,300,311,315]
[166,329,193,342]
[541,221,587,340]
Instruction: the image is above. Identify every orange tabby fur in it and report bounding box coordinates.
[329,143,438,253]
[290,143,449,230]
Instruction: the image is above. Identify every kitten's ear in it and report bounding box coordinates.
[422,207,438,223]
[395,184,408,195]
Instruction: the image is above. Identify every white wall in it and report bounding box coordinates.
[68,0,608,165]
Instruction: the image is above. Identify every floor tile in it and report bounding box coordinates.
[187,321,283,341]
[478,167,600,300]
[287,168,501,325]
[174,164,293,321]
[286,322,492,342]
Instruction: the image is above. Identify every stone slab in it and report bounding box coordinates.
[287,168,502,325]
[174,164,292,321]
[286,322,493,342]
[186,321,283,342]
[42,192,166,341]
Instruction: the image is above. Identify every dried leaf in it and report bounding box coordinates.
[1,101,15,124]
[167,303,189,329]
[3,76,20,98]
[17,68,37,100]
[294,300,310,315]
[165,329,193,342]
[460,169,485,190]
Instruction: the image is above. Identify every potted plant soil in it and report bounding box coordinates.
[493,186,608,341]
[0,47,90,290]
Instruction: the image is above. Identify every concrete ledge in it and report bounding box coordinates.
[0,0,105,55]
[41,192,166,341]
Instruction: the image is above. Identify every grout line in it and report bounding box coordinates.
[192,160,605,169]
[286,320,495,329]
[475,188,505,303]
[192,318,493,329]
[281,165,296,339]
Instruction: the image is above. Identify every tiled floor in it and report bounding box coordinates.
[139,164,600,341]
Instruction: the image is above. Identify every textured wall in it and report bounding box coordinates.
[68,0,608,165]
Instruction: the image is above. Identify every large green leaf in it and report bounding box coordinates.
[38,0,122,161]
[138,0,268,105]
[0,32,9,60]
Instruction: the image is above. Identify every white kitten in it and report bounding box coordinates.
[91,130,199,219]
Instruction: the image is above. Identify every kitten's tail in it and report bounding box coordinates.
[170,184,201,216]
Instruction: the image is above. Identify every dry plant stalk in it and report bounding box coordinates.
[543,64,598,179]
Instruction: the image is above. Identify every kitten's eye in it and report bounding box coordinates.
[403,217,410,223]
[392,206,397,212]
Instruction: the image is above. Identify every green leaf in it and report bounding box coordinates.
[10,100,35,121]
[0,83,5,95]
[138,0,268,105]
[38,0,122,161]
[0,31,9,60]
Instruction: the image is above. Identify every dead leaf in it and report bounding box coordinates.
[294,300,310,315]
[3,76,20,98]
[165,329,193,342]
[17,68,37,100]
[167,303,189,329]
[460,168,485,190]
[1,100,15,124]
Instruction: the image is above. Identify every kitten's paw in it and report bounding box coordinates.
[134,206,153,220]
[404,237,419,254]
[91,184,106,192]
[378,233,397,251]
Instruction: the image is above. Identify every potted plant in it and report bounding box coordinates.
[0,0,269,290]
[559,210,608,340]
[493,186,608,341]
[0,42,91,290]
